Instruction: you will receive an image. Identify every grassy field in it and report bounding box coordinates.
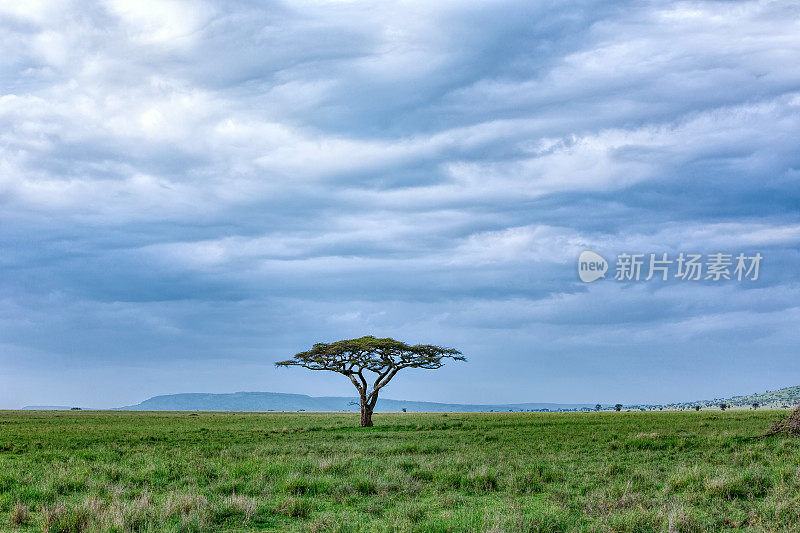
[1,410,799,532]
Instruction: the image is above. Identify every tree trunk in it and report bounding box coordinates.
[360,402,373,427]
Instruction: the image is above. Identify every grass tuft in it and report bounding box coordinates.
[8,501,29,527]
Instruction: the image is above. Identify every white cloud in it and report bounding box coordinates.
[104,0,214,47]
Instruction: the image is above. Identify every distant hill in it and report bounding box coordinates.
[26,385,800,413]
[719,385,800,408]
[117,391,598,412]
[665,385,800,410]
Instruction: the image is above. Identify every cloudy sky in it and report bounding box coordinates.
[1,0,799,409]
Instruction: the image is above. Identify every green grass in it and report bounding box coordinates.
[1,410,799,532]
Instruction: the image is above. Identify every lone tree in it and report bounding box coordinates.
[276,336,464,427]
[614,403,623,412]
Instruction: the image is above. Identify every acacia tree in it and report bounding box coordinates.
[276,336,465,427]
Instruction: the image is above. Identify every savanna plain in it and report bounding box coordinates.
[1,410,798,532]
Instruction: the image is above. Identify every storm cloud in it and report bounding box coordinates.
[1,0,799,407]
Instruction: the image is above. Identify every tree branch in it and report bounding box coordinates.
[347,373,364,394]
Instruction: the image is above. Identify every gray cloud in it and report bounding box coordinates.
[0,0,799,408]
